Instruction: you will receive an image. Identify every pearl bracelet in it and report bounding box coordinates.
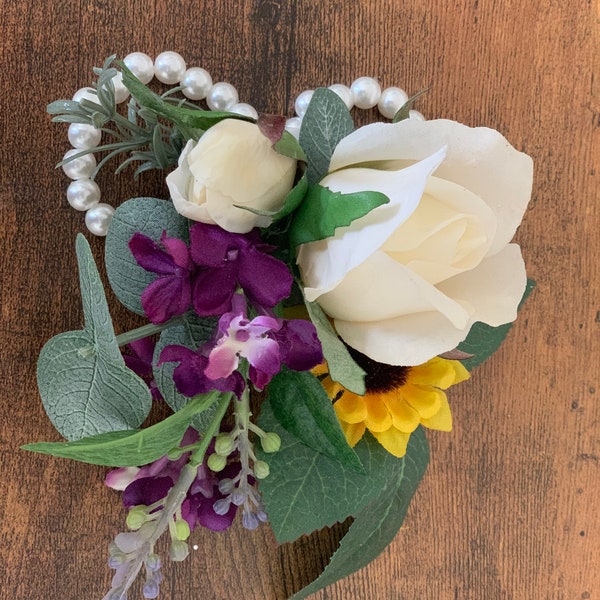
[61,51,426,236]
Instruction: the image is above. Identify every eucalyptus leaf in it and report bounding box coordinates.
[299,88,354,184]
[153,312,218,432]
[457,279,535,370]
[289,427,429,599]
[304,299,365,395]
[290,185,389,247]
[104,197,190,315]
[36,235,152,441]
[267,369,364,472]
[23,391,219,466]
[257,403,400,543]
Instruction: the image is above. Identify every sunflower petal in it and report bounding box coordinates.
[421,393,453,431]
[383,394,421,432]
[403,384,443,419]
[364,394,393,432]
[409,357,468,389]
[371,427,411,458]
[334,393,368,424]
[339,421,366,447]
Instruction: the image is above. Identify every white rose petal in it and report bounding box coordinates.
[297,119,532,365]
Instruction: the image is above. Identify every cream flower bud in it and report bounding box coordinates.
[166,119,297,233]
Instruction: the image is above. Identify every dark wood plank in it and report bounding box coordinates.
[1,0,597,598]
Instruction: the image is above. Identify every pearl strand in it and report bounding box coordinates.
[62,51,426,236]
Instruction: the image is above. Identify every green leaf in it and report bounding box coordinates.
[392,87,430,123]
[23,391,219,466]
[257,403,401,543]
[233,175,309,221]
[153,312,218,432]
[267,369,364,472]
[304,299,365,395]
[105,197,190,315]
[119,62,250,137]
[36,235,152,441]
[274,130,307,162]
[299,88,354,184]
[289,427,429,599]
[290,185,389,247]
[457,278,536,370]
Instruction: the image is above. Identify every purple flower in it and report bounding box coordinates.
[122,337,162,401]
[129,231,194,324]
[271,318,324,372]
[105,428,239,532]
[189,223,292,316]
[158,344,245,398]
[205,295,282,390]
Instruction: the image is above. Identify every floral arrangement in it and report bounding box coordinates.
[26,52,534,599]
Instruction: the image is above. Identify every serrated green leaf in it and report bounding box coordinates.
[299,88,354,184]
[22,391,219,466]
[289,427,429,599]
[105,197,190,315]
[257,402,400,543]
[457,278,535,370]
[267,369,364,472]
[290,185,389,247]
[304,299,365,395]
[153,313,218,432]
[36,235,152,441]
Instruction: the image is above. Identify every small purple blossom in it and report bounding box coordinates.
[205,295,281,390]
[189,223,293,316]
[158,345,245,398]
[129,231,194,324]
[122,337,162,401]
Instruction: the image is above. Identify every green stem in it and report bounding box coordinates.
[115,316,183,347]
[189,392,233,466]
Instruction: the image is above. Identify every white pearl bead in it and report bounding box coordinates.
[154,51,186,85]
[207,82,239,111]
[73,87,99,105]
[181,67,213,100]
[294,90,314,118]
[85,203,115,236]
[229,103,258,119]
[124,52,154,84]
[110,72,130,104]
[409,109,426,121]
[378,87,409,119]
[350,77,381,109]
[62,149,97,180]
[68,123,101,149]
[66,179,101,211]
[328,84,354,110]
[285,117,302,139]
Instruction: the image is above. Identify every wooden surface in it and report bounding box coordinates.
[0,1,598,599]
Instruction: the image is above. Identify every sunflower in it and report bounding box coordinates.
[314,349,470,458]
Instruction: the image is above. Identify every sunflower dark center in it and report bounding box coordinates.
[346,345,411,393]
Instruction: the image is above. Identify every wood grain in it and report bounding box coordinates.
[1,1,598,599]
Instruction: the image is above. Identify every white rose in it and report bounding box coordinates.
[297,119,533,366]
[166,119,297,233]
